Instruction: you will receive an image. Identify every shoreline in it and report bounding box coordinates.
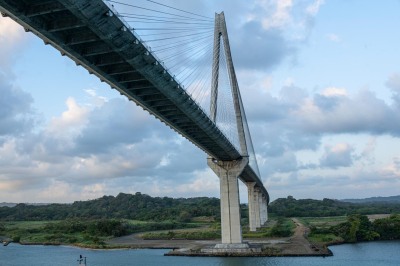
[0,218,337,257]
[6,238,400,257]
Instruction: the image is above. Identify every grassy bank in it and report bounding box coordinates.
[242,217,295,238]
[0,219,200,248]
[299,214,400,246]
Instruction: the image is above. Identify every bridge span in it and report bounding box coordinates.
[0,0,269,248]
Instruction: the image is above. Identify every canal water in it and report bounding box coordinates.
[0,241,399,265]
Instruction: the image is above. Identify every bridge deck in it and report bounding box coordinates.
[0,0,268,201]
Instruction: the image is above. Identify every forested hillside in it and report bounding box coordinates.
[341,195,400,204]
[269,196,400,217]
[0,192,220,221]
[1,194,400,221]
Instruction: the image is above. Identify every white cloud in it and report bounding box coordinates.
[0,17,27,71]
[176,168,219,194]
[1,0,400,204]
[260,0,293,29]
[306,0,325,15]
[320,87,347,97]
[46,97,88,137]
[320,143,354,169]
[326,33,341,42]
[386,72,400,92]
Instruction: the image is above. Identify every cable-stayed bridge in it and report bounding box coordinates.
[0,0,269,248]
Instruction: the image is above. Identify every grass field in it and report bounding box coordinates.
[298,216,347,229]
[0,219,209,248]
[297,216,346,246]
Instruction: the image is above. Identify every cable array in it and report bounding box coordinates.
[106,0,242,152]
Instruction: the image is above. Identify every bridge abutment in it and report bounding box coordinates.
[207,157,248,245]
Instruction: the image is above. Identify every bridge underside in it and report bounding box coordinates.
[1,1,270,248]
[0,0,241,159]
[0,0,268,200]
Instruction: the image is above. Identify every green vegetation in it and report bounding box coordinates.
[2,194,400,222]
[1,193,400,248]
[307,214,400,246]
[270,196,400,217]
[0,219,199,247]
[0,193,220,222]
[142,230,220,240]
[243,217,295,238]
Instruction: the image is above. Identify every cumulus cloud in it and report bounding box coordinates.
[47,97,88,137]
[231,21,295,70]
[385,73,400,91]
[326,33,341,42]
[306,0,324,16]
[259,0,293,29]
[0,74,34,136]
[2,0,400,203]
[386,73,400,107]
[320,143,354,169]
[291,89,400,135]
[0,17,27,72]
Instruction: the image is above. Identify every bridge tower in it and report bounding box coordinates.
[207,12,267,249]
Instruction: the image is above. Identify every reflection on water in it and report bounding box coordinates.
[0,241,399,266]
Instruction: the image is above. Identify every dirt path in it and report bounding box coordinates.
[281,218,315,254]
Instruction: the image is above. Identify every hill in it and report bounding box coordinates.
[0,203,16,208]
[269,196,400,217]
[0,192,221,221]
[341,195,400,204]
[1,193,400,221]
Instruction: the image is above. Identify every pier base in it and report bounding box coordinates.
[201,243,262,254]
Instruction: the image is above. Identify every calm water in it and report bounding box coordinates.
[0,241,399,266]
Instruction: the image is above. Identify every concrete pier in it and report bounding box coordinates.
[261,195,268,225]
[207,158,248,245]
[246,182,257,232]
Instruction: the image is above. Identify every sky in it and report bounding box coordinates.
[1,0,400,203]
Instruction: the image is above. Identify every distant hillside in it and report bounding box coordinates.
[269,196,400,217]
[0,192,221,221]
[0,203,49,208]
[341,195,400,204]
[0,203,16,208]
[2,193,400,221]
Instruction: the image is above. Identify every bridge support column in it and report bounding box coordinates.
[254,187,261,229]
[207,157,248,246]
[261,195,268,225]
[246,182,257,232]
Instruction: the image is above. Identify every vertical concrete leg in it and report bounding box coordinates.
[260,196,265,225]
[207,158,248,244]
[261,196,268,225]
[254,188,261,229]
[259,193,264,226]
[246,182,257,232]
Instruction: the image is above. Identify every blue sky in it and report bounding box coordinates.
[1,0,400,203]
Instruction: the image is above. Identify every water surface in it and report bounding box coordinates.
[0,241,399,265]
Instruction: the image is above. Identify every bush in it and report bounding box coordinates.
[269,218,293,237]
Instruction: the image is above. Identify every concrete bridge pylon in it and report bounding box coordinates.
[208,12,268,249]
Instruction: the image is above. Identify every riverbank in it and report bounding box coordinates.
[1,218,332,256]
[106,218,332,257]
[4,214,398,257]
